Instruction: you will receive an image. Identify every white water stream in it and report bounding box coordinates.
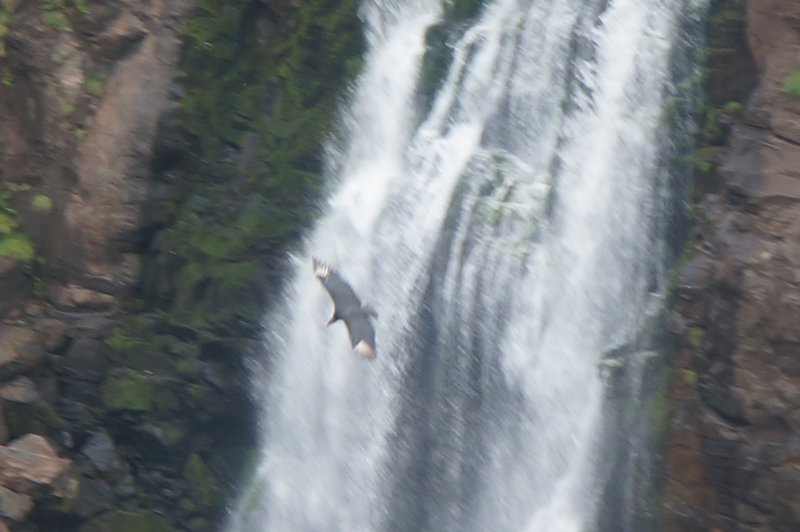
[229,0,705,530]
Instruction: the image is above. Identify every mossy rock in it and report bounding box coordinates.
[3,401,66,438]
[0,233,34,263]
[688,327,705,349]
[30,193,53,213]
[106,315,175,372]
[78,510,174,532]
[782,71,800,99]
[141,0,365,338]
[101,369,178,413]
[138,420,186,449]
[646,366,672,443]
[184,453,220,510]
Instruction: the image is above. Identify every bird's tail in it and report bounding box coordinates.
[312,257,332,278]
[354,340,376,359]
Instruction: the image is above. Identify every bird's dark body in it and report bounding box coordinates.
[313,258,377,359]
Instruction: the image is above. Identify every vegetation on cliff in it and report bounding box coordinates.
[782,70,800,98]
[142,0,363,337]
[94,0,365,528]
[689,2,755,199]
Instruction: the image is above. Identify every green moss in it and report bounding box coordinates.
[143,0,364,336]
[31,194,53,213]
[184,453,220,509]
[0,8,10,39]
[647,366,672,442]
[701,107,722,143]
[78,510,174,532]
[173,358,199,379]
[782,71,800,99]
[74,126,86,140]
[38,401,67,429]
[0,233,34,262]
[85,76,104,97]
[1,72,12,87]
[680,368,699,388]
[102,369,154,412]
[71,0,90,15]
[160,422,184,446]
[106,315,176,371]
[179,497,196,514]
[709,7,744,31]
[43,10,69,30]
[0,211,15,234]
[4,401,66,438]
[688,327,705,349]
[723,100,743,114]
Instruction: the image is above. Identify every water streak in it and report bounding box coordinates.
[229,0,706,530]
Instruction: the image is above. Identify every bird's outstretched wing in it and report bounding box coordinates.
[312,257,362,314]
[312,258,377,359]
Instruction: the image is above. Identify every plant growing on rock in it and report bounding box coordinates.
[85,75,104,97]
[42,4,69,31]
[145,0,365,336]
[0,197,35,262]
[782,71,800,99]
[30,194,53,213]
[71,0,90,15]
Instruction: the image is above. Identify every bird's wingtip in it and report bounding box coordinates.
[312,257,331,278]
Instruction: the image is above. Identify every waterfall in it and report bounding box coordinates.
[228,0,706,530]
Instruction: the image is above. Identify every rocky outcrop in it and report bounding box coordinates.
[663,0,800,530]
[0,0,364,530]
[0,433,78,525]
[0,1,217,530]
[3,0,195,296]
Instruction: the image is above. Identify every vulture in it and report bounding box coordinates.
[312,257,378,359]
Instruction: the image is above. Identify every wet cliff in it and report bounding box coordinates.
[663,0,800,530]
[0,0,362,530]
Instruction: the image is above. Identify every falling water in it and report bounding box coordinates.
[229,0,706,530]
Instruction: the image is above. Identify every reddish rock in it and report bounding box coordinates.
[0,434,78,500]
[0,259,31,318]
[0,485,32,522]
[1,0,195,295]
[0,325,46,382]
[46,284,117,313]
[0,377,39,404]
[34,318,71,354]
[663,0,800,530]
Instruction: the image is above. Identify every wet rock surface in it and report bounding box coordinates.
[663,0,800,530]
[0,0,244,530]
[0,0,367,527]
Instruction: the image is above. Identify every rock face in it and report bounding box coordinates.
[0,0,365,529]
[662,0,800,530]
[0,1,209,529]
[0,434,77,499]
[0,434,78,523]
[3,0,195,295]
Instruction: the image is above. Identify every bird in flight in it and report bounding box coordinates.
[312,257,378,359]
